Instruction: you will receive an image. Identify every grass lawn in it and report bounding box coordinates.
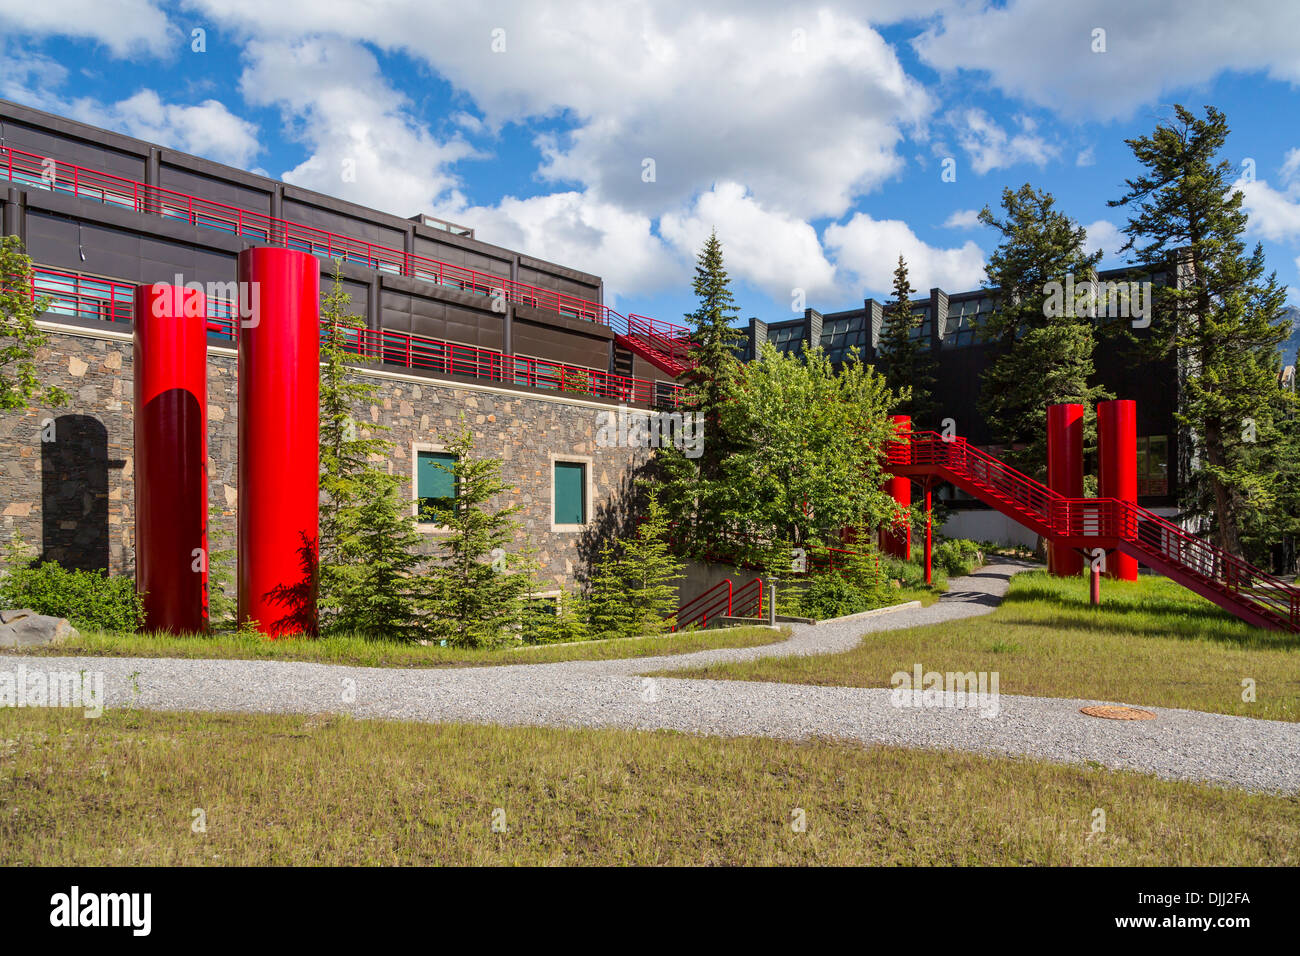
[1,707,1295,865]
[666,571,1300,722]
[0,625,788,669]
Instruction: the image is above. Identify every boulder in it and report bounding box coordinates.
[0,609,79,648]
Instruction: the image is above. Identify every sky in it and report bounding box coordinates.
[1,0,1299,328]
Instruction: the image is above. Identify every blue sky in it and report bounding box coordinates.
[2,0,1299,329]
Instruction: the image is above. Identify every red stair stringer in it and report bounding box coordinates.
[887,432,1300,632]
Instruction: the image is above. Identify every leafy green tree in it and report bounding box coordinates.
[718,342,901,562]
[878,255,936,424]
[317,262,421,636]
[977,185,1110,477]
[1,235,68,411]
[1109,104,1292,554]
[418,422,530,647]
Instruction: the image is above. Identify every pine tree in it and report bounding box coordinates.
[977,185,1111,477]
[317,261,421,636]
[616,489,685,636]
[658,230,744,555]
[1109,105,1292,555]
[584,542,630,638]
[1,235,68,411]
[878,255,936,424]
[418,421,529,647]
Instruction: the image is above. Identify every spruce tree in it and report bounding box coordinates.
[658,230,744,555]
[317,261,421,636]
[977,185,1111,477]
[418,421,529,647]
[878,255,936,424]
[1,235,68,411]
[615,489,685,636]
[1109,104,1292,555]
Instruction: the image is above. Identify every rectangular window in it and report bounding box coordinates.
[553,460,587,527]
[417,450,457,521]
[1136,435,1170,497]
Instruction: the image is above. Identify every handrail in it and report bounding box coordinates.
[889,430,1300,631]
[668,579,732,631]
[732,577,764,618]
[26,265,683,408]
[0,142,691,351]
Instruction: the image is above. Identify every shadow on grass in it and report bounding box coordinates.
[998,581,1300,651]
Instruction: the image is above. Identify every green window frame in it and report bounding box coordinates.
[417,450,457,522]
[553,460,587,527]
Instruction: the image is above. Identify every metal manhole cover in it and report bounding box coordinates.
[1080,705,1156,720]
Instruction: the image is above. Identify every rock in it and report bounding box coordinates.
[0,610,79,648]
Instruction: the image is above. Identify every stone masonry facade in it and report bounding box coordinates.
[0,321,655,590]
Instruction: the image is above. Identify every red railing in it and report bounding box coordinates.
[0,143,692,351]
[888,431,1300,631]
[668,579,733,631]
[27,266,682,408]
[625,312,694,372]
[732,578,765,618]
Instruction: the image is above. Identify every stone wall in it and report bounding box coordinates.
[0,321,655,590]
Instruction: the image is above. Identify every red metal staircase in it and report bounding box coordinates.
[887,431,1300,632]
[614,312,695,378]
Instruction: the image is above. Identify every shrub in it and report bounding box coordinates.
[0,562,145,632]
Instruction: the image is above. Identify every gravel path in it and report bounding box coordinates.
[6,560,1298,794]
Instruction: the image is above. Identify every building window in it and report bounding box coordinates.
[942,296,994,348]
[415,448,457,525]
[1137,435,1169,497]
[552,458,590,529]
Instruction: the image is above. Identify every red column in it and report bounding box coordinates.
[237,248,321,636]
[134,283,208,634]
[1046,403,1084,577]
[880,415,912,559]
[923,481,933,584]
[1098,399,1139,581]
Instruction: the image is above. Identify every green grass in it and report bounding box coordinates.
[1,707,1295,865]
[666,571,1300,721]
[0,625,788,669]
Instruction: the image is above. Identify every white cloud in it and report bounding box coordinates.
[1076,147,1095,167]
[238,37,480,216]
[0,46,260,168]
[1082,219,1124,260]
[1281,148,1300,188]
[0,0,175,57]
[71,91,261,168]
[1237,178,1300,242]
[914,0,1300,121]
[187,1,933,220]
[942,208,982,229]
[462,192,679,304]
[823,212,985,295]
[948,107,1058,175]
[659,182,838,302]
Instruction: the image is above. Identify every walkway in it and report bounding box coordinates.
[7,560,1298,793]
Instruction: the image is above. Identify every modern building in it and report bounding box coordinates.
[0,98,689,587]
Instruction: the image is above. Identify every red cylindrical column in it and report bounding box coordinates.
[134,283,208,633]
[1046,403,1084,577]
[880,415,912,559]
[1098,399,1139,581]
[237,248,320,636]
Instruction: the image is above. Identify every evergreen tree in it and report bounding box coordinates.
[977,185,1111,477]
[1,235,68,411]
[614,489,685,636]
[317,261,421,636]
[418,421,529,647]
[584,541,631,638]
[658,230,744,554]
[1109,104,1292,555]
[878,255,936,424]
